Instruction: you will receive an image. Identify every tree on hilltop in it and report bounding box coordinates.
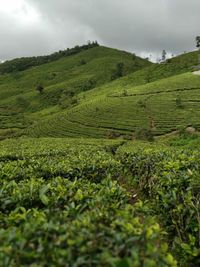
[196,36,200,50]
[162,50,167,62]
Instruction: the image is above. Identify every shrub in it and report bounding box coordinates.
[77,79,96,92]
[95,107,100,112]
[118,146,200,266]
[111,62,125,80]
[36,85,44,94]
[80,59,86,65]
[107,130,121,139]
[122,89,128,97]
[59,93,78,109]
[145,70,152,83]
[175,96,184,108]
[15,96,30,109]
[135,128,154,142]
[137,99,146,108]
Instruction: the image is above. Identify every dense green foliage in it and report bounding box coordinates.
[111,62,125,80]
[118,143,200,266]
[0,138,199,266]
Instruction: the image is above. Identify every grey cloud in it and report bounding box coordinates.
[1,0,200,61]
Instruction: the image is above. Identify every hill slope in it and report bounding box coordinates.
[26,71,200,138]
[0,42,100,74]
[1,47,200,139]
[0,46,151,139]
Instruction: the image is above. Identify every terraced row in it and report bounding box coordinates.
[25,72,200,138]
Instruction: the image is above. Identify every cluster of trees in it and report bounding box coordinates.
[160,37,200,64]
[0,41,99,75]
[35,78,97,108]
[153,37,200,64]
[135,128,154,142]
[76,79,96,92]
[111,62,125,80]
[59,90,78,109]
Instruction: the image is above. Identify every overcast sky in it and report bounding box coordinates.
[0,0,200,61]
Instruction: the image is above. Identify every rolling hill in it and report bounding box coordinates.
[0,45,200,139]
[26,72,200,138]
[0,45,151,139]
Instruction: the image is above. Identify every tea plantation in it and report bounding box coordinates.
[0,45,151,140]
[0,46,200,140]
[27,72,200,138]
[0,44,200,266]
[0,137,199,266]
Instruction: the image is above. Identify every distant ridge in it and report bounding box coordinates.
[0,41,99,75]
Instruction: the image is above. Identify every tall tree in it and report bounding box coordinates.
[111,62,124,80]
[196,36,200,49]
[162,50,167,62]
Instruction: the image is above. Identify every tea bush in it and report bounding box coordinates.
[118,146,200,266]
[1,138,199,266]
[0,177,176,267]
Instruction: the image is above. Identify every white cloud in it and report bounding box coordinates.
[0,0,200,60]
[0,0,40,25]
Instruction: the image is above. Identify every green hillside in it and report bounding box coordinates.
[0,42,100,74]
[0,47,200,140]
[26,72,200,138]
[0,46,151,139]
[23,49,200,139]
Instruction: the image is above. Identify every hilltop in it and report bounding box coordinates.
[0,42,100,74]
[0,45,151,139]
[0,45,200,139]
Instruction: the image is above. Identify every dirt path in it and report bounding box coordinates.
[193,70,200,75]
[154,130,179,139]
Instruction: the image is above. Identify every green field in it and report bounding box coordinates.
[0,45,200,266]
